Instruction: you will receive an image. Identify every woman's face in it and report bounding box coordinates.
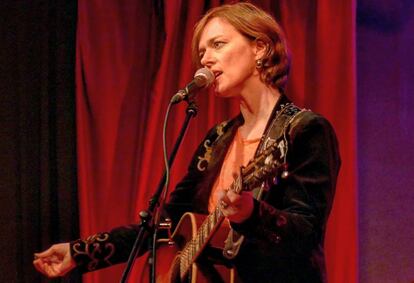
[198,17,261,98]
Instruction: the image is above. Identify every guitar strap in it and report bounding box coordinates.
[222,102,309,259]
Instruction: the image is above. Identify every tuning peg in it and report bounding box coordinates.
[264,155,274,165]
[281,163,289,179]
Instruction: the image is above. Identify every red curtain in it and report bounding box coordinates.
[76,1,357,283]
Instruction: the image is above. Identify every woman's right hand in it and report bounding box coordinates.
[33,243,76,278]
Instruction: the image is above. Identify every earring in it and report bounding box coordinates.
[256,59,263,69]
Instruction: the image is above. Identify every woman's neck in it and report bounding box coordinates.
[238,85,281,140]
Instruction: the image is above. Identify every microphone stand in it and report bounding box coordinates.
[119,99,198,283]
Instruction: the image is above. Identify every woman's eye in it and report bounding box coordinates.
[213,41,225,49]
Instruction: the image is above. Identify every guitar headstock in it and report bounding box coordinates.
[233,141,281,193]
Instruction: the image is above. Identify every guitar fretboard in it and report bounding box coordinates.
[179,197,226,278]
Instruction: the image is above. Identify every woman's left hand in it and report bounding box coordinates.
[218,189,254,223]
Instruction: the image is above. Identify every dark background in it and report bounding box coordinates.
[357,0,414,282]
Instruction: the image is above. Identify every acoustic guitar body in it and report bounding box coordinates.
[141,212,236,283]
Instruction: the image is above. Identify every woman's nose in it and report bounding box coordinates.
[200,49,214,67]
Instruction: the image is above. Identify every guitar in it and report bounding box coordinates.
[143,141,281,283]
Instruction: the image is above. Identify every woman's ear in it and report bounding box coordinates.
[254,39,268,60]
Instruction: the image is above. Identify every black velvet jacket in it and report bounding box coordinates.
[70,95,340,282]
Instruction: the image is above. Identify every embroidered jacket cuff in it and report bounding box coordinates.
[69,232,116,273]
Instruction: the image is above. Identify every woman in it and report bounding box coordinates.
[34,3,340,282]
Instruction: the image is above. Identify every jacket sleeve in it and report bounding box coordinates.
[69,224,140,273]
[69,125,221,273]
[231,113,340,256]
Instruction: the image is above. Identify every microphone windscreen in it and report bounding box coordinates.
[193,67,215,87]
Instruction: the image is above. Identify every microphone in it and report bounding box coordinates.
[170,67,215,104]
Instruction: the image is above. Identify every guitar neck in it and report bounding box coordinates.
[179,206,225,279]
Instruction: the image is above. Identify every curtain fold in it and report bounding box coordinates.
[76,1,357,282]
[0,1,80,282]
[76,1,165,282]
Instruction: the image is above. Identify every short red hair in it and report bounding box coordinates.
[192,2,291,91]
